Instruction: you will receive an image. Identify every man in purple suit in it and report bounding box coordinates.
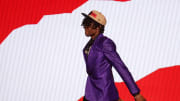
[81,10,146,101]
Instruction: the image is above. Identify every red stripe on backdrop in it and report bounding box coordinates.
[0,0,87,44]
[0,0,130,45]
[78,65,180,101]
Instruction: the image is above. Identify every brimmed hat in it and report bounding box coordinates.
[81,10,106,26]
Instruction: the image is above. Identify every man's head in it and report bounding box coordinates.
[81,10,106,38]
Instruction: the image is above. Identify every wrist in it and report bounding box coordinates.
[133,92,140,97]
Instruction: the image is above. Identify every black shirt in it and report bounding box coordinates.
[84,38,95,55]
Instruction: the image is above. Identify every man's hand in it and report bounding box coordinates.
[118,98,124,101]
[134,94,146,101]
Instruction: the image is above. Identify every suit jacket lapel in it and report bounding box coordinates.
[83,34,104,64]
[87,34,103,60]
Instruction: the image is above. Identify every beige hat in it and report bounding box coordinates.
[82,10,107,26]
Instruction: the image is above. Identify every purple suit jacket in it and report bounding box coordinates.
[83,34,140,101]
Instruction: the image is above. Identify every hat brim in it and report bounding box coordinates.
[81,13,103,25]
[81,12,96,22]
[81,13,90,18]
[82,13,98,21]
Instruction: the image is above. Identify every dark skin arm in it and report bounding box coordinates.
[118,93,146,101]
[134,93,146,101]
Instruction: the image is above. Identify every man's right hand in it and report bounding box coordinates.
[134,94,146,101]
[118,98,124,101]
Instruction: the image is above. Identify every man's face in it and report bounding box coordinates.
[83,23,98,37]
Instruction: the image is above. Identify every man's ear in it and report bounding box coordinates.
[96,26,100,32]
[97,25,102,30]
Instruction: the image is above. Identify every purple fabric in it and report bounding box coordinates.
[83,34,140,101]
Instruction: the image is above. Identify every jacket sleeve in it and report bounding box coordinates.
[102,38,140,96]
